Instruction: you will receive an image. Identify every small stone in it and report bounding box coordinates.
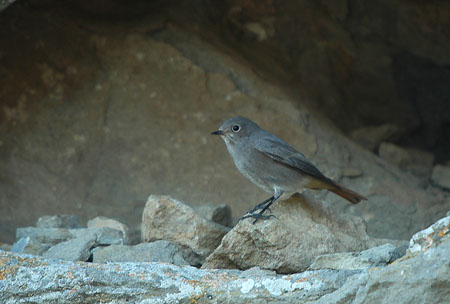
[309,243,399,271]
[36,215,81,229]
[16,227,72,245]
[88,216,130,244]
[43,227,124,262]
[193,204,233,227]
[92,240,188,265]
[10,237,51,255]
[141,195,230,263]
[431,165,450,190]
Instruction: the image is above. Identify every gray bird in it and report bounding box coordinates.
[211,116,367,223]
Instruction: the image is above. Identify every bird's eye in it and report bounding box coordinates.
[232,124,241,132]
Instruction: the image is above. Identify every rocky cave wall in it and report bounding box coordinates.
[0,0,449,244]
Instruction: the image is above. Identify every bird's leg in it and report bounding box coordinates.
[242,189,282,224]
[247,196,274,214]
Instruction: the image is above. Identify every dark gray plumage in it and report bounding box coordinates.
[212,116,367,223]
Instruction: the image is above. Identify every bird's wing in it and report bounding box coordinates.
[254,134,333,184]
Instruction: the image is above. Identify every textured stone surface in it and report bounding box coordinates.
[92,241,188,265]
[203,194,384,273]
[407,215,450,254]
[16,227,72,245]
[309,243,402,270]
[1,218,449,304]
[10,237,51,255]
[431,165,450,190]
[42,227,124,262]
[141,195,230,263]
[87,216,130,245]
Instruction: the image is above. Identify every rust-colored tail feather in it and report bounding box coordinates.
[329,185,367,204]
[307,178,367,204]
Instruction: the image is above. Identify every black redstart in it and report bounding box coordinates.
[211,116,367,223]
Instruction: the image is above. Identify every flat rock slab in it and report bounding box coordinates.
[92,241,188,265]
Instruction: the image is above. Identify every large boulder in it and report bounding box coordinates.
[203,194,396,273]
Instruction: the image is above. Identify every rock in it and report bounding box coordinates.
[378,142,434,177]
[192,204,233,227]
[407,214,450,255]
[16,227,72,245]
[431,165,450,190]
[10,237,51,255]
[36,214,81,229]
[203,194,382,273]
[42,227,124,262]
[316,228,450,304]
[0,249,360,303]
[309,243,400,270]
[141,195,230,263]
[92,240,188,265]
[87,216,130,244]
[350,124,402,151]
[1,221,449,303]
[1,1,450,248]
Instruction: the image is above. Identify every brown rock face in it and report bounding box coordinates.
[0,1,449,244]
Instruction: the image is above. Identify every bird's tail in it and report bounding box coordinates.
[329,184,367,204]
[307,178,367,204]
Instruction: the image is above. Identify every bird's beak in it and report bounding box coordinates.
[211,130,225,136]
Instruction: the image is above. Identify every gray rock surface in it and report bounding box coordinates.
[16,227,72,245]
[1,215,449,303]
[10,236,51,255]
[42,227,124,262]
[407,214,450,254]
[309,243,401,270]
[203,194,385,273]
[87,216,130,244]
[36,215,81,229]
[431,165,450,190]
[141,195,230,263]
[92,240,188,265]
[193,204,233,227]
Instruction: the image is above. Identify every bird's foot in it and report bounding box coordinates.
[241,212,276,224]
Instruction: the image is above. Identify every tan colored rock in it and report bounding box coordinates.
[88,216,130,245]
[141,195,230,263]
[203,194,383,273]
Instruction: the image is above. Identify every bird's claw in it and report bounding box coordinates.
[241,213,276,224]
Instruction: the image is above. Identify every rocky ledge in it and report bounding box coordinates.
[0,195,449,303]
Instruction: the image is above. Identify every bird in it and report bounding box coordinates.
[211,116,367,223]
